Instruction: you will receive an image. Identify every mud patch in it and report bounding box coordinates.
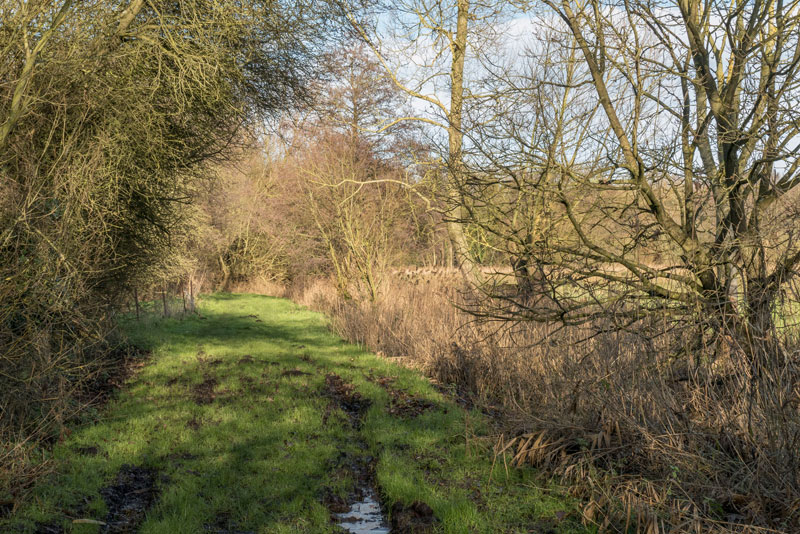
[237,355,254,365]
[199,357,223,367]
[193,374,218,405]
[280,369,310,377]
[390,501,437,533]
[369,376,436,418]
[528,517,565,534]
[187,415,202,430]
[323,492,350,514]
[166,368,192,388]
[247,378,277,397]
[203,511,255,534]
[324,374,371,429]
[99,464,159,533]
[388,395,435,419]
[166,452,198,463]
[76,445,100,456]
[33,522,62,533]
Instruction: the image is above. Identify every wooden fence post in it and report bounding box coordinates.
[189,278,195,313]
[181,279,187,314]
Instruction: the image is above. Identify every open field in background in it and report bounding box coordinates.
[2,294,585,534]
[388,266,800,329]
[284,270,800,534]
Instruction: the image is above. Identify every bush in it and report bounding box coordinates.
[0,0,317,495]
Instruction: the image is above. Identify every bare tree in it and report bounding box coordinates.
[462,0,800,363]
[279,41,439,297]
[445,2,800,519]
[336,0,516,277]
[312,42,420,158]
[304,131,412,300]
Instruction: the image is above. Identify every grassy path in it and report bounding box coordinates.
[5,294,585,533]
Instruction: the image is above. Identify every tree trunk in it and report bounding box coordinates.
[742,278,782,371]
[511,253,534,298]
[446,0,478,282]
[181,279,187,314]
[218,254,230,292]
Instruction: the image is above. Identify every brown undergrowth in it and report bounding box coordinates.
[0,342,147,516]
[288,272,800,533]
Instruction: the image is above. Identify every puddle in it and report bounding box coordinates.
[390,501,436,533]
[324,450,390,533]
[335,488,390,534]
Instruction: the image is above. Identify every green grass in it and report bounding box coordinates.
[3,294,586,533]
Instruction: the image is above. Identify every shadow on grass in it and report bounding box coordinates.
[123,298,340,349]
[6,294,584,534]
[11,295,357,533]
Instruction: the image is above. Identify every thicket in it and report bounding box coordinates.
[0,0,320,497]
[180,44,449,297]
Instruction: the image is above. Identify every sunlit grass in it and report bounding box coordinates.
[4,294,586,533]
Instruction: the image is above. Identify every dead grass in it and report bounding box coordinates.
[0,342,146,514]
[289,271,800,533]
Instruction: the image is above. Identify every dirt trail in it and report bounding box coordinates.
[322,372,438,534]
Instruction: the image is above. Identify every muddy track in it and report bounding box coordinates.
[322,373,438,534]
[193,374,219,405]
[30,463,160,534]
[367,376,437,419]
[322,373,388,533]
[324,373,372,430]
[99,465,160,533]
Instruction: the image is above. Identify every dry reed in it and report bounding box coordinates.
[289,270,800,533]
